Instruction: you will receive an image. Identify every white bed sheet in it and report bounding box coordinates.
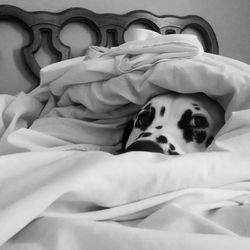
[1,34,250,249]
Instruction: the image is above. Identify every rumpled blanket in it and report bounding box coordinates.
[1,34,250,249]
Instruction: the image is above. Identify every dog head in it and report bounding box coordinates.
[122,92,225,155]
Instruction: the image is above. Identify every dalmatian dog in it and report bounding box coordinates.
[122,92,225,155]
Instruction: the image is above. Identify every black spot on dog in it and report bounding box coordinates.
[155,126,162,129]
[156,135,168,144]
[192,103,201,110]
[194,131,207,144]
[135,106,155,131]
[205,136,214,147]
[138,132,152,138]
[160,106,165,116]
[169,144,175,150]
[177,109,194,142]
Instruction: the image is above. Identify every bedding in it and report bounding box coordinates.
[1,33,250,250]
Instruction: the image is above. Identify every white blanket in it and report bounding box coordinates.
[1,34,250,249]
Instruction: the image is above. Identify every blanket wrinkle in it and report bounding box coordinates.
[1,34,250,249]
[4,217,250,250]
[136,204,238,235]
[0,93,43,155]
[42,187,250,222]
[102,34,203,56]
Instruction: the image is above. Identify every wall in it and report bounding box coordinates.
[0,0,250,94]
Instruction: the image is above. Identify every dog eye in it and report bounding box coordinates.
[135,106,155,130]
[137,110,151,125]
[190,115,208,128]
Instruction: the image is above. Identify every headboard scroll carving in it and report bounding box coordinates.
[0,5,219,82]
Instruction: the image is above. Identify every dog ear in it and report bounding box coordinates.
[120,119,135,152]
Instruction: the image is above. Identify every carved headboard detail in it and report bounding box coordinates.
[0,5,218,84]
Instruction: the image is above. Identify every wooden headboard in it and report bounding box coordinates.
[0,5,218,91]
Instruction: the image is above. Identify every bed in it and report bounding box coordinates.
[1,5,250,250]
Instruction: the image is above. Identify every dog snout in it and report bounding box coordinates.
[125,140,164,153]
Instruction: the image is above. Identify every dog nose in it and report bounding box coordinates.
[126,140,164,153]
